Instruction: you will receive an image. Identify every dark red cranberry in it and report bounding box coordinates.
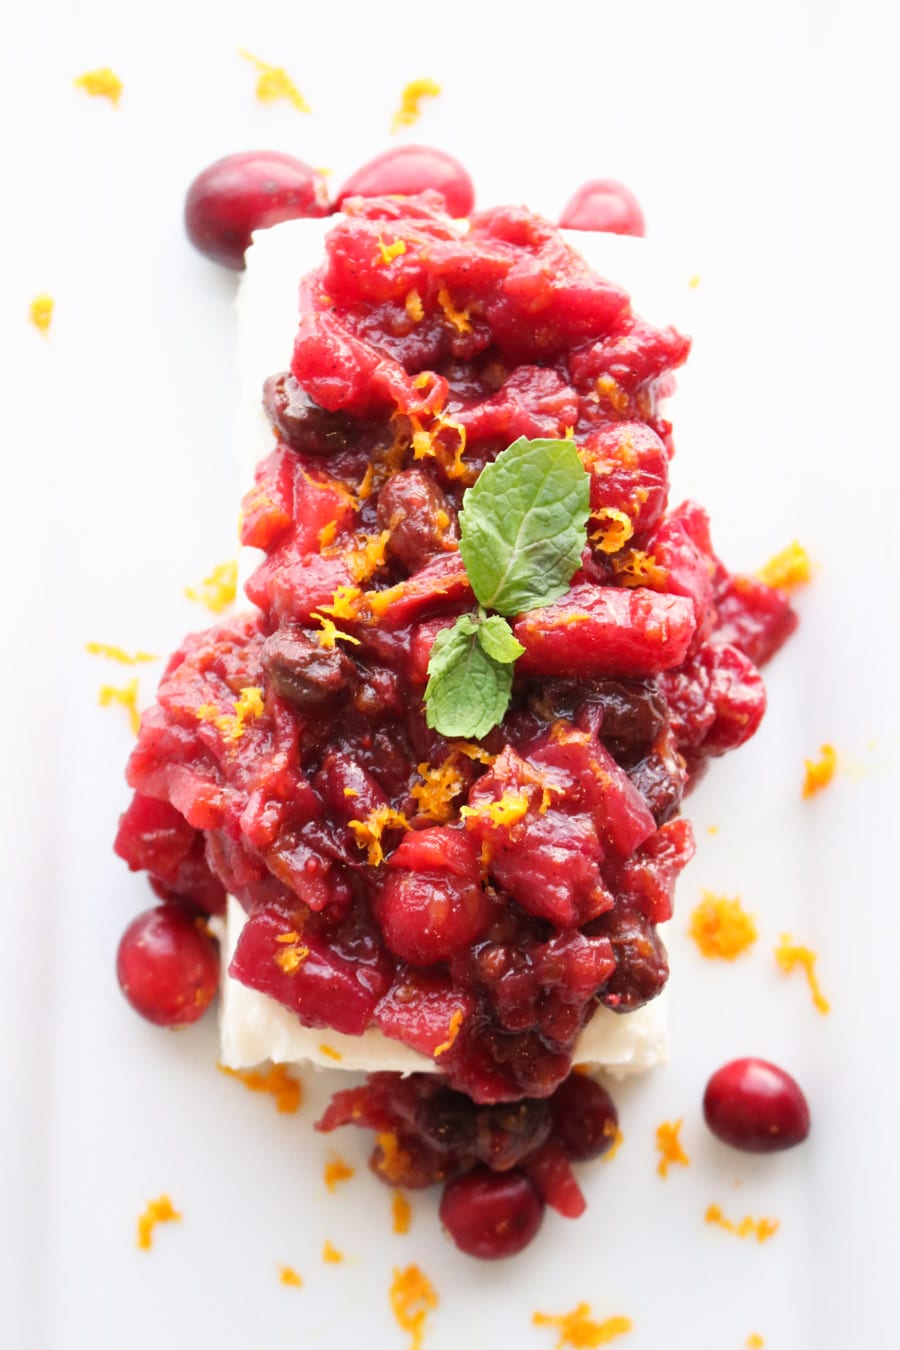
[335,146,475,218]
[116,905,219,1027]
[549,1073,619,1161]
[439,1167,544,1259]
[559,179,646,236]
[703,1058,811,1153]
[184,152,330,269]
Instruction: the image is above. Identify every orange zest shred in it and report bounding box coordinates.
[185,560,237,613]
[377,235,407,265]
[136,1194,181,1250]
[319,1043,343,1062]
[655,1119,690,1177]
[74,67,122,105]
[375,1130,413,1183]
[688,892,758,960]
[197,685,265,743]
[705,1204,779,1243]
[389,1264,438,1350]
[391,78,441,133]
[348,805,410,866]
[433,1009,464,1058]
[322,1240,344,1264]
[392,1190,412,1235]
[318,585,364,621]
[451,741,496,765]
[611,549,669,589]
[601,1122,624,1162]
[99,679,141,735]
[279,1264,303,1287]
[774,934,831,1014]
[437,287,472,334]
[318,519,338,549]
[595,374,630,414]
[590,507,634,554]
[802,743,837,799]
[460,790,530,830]
[275,940,310,974]
[341,530,392,584]
[324,1154,355,1192]
[411,757,466,823]
[29,293,54,332]
[238,49,310,111]
[311,612,362,650]
[405,289,424,322]
[756,540,811,591]
[218,1062,302,1114]
[532,1303,633,1347]
[85,641,157,664]
[746,1337,765,1349]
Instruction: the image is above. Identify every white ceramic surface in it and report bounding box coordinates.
[2,2,899,1347]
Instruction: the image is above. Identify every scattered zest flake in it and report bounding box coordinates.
[99,679,141,735]
[29,293,54,333]
[612,549,668,589]
[311,612,361,650]
[348,806,410,866]
[688,892,758,960]
[74,67,122,105]
[802,743,837,799]
[392,1191,412,1235]
[601,1122,624,1162]
[532,1302,633,1348]
[437,287,472,334]
[746,1337,765,1349]
[704,1204,779,1244]
[238,49,309,111]
[757,540,811,591]
[461,790,530,830]
[390,1264,438,1350]
[324,1154,355,1192]
[433,1009,463,1057]
[136,1194,181,1250]
[655,1119,690,1178]
[218,1062,302,1114]
[85,641,157,664]
[411,757,466,823]
[590,507,634,554]
[197,685,265,743]
[405,289,424,322]
[322,1240,344,1264]
[278,1264,302,1287]
[275,940,309,974]
[774,934,831,1014]
[391,78,441,133]
[377,235,408,265]
[185,560,237,613]
[319,1043,343,1062]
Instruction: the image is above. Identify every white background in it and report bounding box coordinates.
[1,2,898,1347]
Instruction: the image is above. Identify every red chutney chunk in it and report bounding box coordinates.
[116,195,796,1108]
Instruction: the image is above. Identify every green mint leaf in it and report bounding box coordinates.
[425,614,514,739]
[476,614,525,664]
[458,436,591,616]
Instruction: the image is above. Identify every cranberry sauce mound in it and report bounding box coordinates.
[116,194,796,1118]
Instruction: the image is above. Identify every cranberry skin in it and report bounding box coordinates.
[559,179,646,237]
[549,1073,619,1162]
[335,146,475,218]
[439,1167,544,1260]
[703,1058,811,1153]
[116,905,219,1027]
[184,152,330,270]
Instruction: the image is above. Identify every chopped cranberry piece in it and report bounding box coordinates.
[335,146,475,218]
[116,904,219,1027]
[524,1140,587,1217]
[703,1058,811,1153]
[549,1073,619,1161]
[375,828,491,964]
[439,1167,544,1259]
[374,971,475,1058]
[559,178,646,237]
[184,152,329,270]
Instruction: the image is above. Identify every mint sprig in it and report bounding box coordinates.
[425,437,590,739]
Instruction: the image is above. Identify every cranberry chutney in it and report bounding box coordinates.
[116,192,796,1248]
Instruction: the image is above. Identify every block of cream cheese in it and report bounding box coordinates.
[221,215,692,1077]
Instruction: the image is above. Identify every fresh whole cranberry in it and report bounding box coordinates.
[439,1167,544,1259]
[703,1057,811,1153]
[116,905,219,1027]
[559,179,646,236]
[184,151,330,270]
[335,146,475,218]
[549,1073,619,1161]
